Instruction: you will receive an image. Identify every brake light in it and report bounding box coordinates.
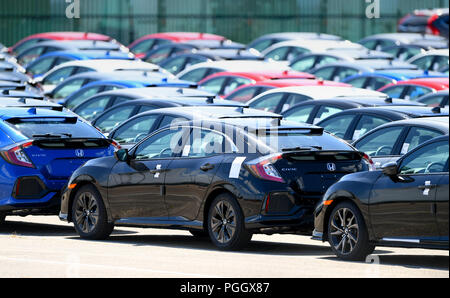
[0,141,35,168]
[247,153,285,183]
[362,153,376,171]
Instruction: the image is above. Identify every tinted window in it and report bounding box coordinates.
[418,94,446,107]
[180,68,209,82]
[94,106,136,133]
[282,94,310,112]
[291,56,316,72]
[283,105,315,123]
[319,114,355,139]
[187,129,226,157]
[44,67,75,85]
[346,77,367,88]
[66,86,104,109]
[313,66,336,80]
[352,115,390,141]
[145,47,173,64]
[399,140,449,174]
[226,87,259,102]
[381,85,406,99]
[200,77,227,94]
[27,57,56,75]
[405,86,432,100]
[368,77,393,90]
[411,56,434,71]
[131,39,155,54]
[161,56,188,74]
[113,115,159,144]
[314,106,344,124]
[134,128,189,160]
[334,67,359,82]
[432,56,449,72]
[53,78,87,99]
[287,47,308,61]
[249,93,285,112]
[75,96,113,121]
[250,39,273,52]
[222,77,252,96]
[265,46,289,61]
[354,126,404,156]
[400,127,443,154]
[18,46,46,64]
[158,115,187,129]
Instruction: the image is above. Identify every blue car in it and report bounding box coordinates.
[0,108,117,221]
[25,50,135,77]
[343,69,447,90]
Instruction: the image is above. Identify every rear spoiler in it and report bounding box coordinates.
[7,116,78,125]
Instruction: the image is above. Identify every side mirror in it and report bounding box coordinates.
[114,148,130,162]
[381,162,398,176]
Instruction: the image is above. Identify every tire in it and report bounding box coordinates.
[189,229,209,238]
[71,184,114,240]
[0,213,5,225]
[327,201,375,261]
[207,193,252,251]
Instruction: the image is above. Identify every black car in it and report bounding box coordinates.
[316,106,448,143]
[59,118,373,250]
[108,106,280,147]
[313,135,449,261]
[353,116,449,168]
[415,90,449,107]
[281,97,423,125]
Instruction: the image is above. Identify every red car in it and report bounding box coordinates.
[198,71,318,97]
[129,32,226,58]
[9,32,115,56]
[378,77,449,101]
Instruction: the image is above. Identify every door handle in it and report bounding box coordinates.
[200,163,215,171]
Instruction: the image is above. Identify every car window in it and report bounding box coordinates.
[158,115,187,130]
[352,115,390,141]
[74,66,93,75]
[112,115,159,144]
[43,66,75,85]
[18,46,46,64]
[75,95,113,121]
[66,86,103,109]
[400,47,422,61]
[94,105,136,133]
[27,57,56,75]
[354,126,404,156]
[249,93,285,112]
[180,68,209,82]
[346,77,367,88]
[313,66,336,80]
[134,127,189,160]
[405,86,432,100]
[283,104,315,123]
[200,77,227,94]
[131,39,155,54]
[399,140,449,174]
[319,114,355,139]
[381,85,406,99]
[161,56,188,74]
[112,96,130,106]
[52,78,87,99]
[334,67,359,82]
[282,94,310,112]
[432,56,449,72]
[359,40,377,50]
[411,56,434,71]
[250,39,273,52]
[317,56,340,67]
[138,106,156,113]
[187,129,226,157]
[265,46,289,61]
[368,77,393,90]
[145,47,173,64]
[226,87,259,103]
[290,56,316,72]
[377,39,396,50]
[400,126,443,154]
[418,94,446,107]
[287,47,308,61]
[314,105,344,124]
[222,77,252,96]
[13,38,43,55]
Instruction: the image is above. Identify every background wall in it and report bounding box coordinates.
[0,0,448,46]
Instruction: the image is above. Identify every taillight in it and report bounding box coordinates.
[246,153,285,183]
[109,139,122,151]
[0,141,35,168]
[362,153,376,171]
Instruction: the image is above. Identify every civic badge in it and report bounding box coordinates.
[75,149,85,158]
[327,163,336,172]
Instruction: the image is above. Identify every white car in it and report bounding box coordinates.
[261,40,365,62]
[34,59,170,93]
[175,60,292,83]
[246,85,388,113]
[407,49,449,72]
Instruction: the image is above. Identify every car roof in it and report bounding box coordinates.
[251,32,343,41]
[0,97,63,110]
[35,50,133,61]
[338,106,449,118]
[249,86,387,100]
[291,49,394,61]
[348,69,446,80]
[0,89,44,99]
[380,77,449,90]
[22,40,120,50]
[129,32,226,47]
[83,86,215,99]
[0,107,75,120]
[199,70,315,83]
[262,40,364,55]
[102,97,246,108]
[359,33,445,43]
[359,116,449,133]
[284,97,423,110]
[313,59,418,71]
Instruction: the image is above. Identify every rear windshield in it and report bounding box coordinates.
[254,130,354,152]
[7,118,104,139]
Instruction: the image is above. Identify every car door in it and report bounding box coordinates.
[369,139,448,241]
[108,127,189,219]
[436,172,449,241]
[164,127,229,221]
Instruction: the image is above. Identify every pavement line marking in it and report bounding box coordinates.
[0,256,221,278]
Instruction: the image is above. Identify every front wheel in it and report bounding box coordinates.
[72,185,114,240]
[327,201,375,261]
[207,193,252,251]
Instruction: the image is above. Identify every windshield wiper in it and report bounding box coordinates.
[32,133,72,138]
[281,146,322,152]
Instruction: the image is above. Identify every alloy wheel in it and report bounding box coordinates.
[329,207,359,256]
[210,200,237,244]
[74,192,99,234]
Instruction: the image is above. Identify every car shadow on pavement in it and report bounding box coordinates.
[77,233,335,257]
[0,219,136,237]
[320,251,449,271]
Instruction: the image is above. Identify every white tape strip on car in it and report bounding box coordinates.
[229,156,246,178]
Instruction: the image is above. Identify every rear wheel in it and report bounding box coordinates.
[327,201,375,261]
[207,193,252,251]
[72,185,114,240]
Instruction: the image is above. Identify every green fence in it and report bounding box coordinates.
[0,0,448,47]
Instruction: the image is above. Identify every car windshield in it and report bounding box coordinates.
[7,118,104,139]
